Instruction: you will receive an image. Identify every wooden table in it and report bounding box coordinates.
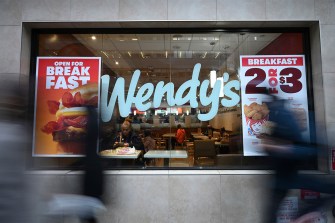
[144,150,188,166]
[162,133,176,149]
[99,149,142,159]
[215,142,230,154]
[193,135,209,140]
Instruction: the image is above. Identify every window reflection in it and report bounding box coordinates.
[36,31,305,169]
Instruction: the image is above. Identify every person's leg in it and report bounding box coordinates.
[264,187,288,223]
[80,217,97,223]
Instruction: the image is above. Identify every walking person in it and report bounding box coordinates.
[81,106,105,223]
[261,94,335,223]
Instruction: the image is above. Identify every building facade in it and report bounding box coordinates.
[1,0,335,222]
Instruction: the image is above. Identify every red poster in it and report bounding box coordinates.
[240,55,310,156]
[33,57,101,156]
[300,189,320,200]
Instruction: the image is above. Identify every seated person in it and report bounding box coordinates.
[175,124,186,147]
[143,129,156,152]
[220,127,226,137]
[204,124,213,137]
[113,121,144,151]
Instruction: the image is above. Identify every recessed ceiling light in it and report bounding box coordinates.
[50,34,58,42]
[172,34,183,40]
[132,38,138,41]
[91,35,96,40]
[115,61,119,65]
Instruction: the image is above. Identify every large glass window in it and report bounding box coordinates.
[31,29,315,170]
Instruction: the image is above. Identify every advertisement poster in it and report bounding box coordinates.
[277,196,298,223]
[300,189,320,200]
[33,57,101,157]
[240,55,310,156]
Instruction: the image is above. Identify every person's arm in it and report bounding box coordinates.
[143,138,150,152]
[129,134,144,150]
[113,134,126,149]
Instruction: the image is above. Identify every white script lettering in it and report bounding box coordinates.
[100,63,240,122]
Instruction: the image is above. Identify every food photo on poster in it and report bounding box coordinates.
[33,57,101,157]
[239,55,310,156]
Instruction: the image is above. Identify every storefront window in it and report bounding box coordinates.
[31,29,315,170]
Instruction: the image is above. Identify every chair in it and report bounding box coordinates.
[212,131,221,141]
[193,140,216,166]
[154,138,166,150]
[215,154,242,166]
[175,139,186,150]
[185,140,194,155]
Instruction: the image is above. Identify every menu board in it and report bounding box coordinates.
[240,55,310,156]
[33,57,101,157]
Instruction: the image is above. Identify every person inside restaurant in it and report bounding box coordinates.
[143,129,156,153]
[175,124,186,148]
[112,121,144,151]
[204,124,214,138]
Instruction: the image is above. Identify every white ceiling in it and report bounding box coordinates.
[40,32,281,88]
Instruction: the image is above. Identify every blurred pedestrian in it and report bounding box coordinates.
[81,106,104,223]
[261,94,335,223]
[0,80,32,223]
[46,106,105,223]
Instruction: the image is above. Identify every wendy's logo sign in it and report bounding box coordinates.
[100,63,240,122]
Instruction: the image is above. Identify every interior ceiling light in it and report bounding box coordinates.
[215,52,220,59]
[115,61,119,65]
[172,34,183,40]
[49,34,58,42]
[91,35,96,40]
[127,52,132,57]
[132,38,138,41]
[254,36,257,41]
[210,70,217,88]
[202,52,207,59]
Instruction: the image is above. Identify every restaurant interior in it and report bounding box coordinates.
[32,29,312,169]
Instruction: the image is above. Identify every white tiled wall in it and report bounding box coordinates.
[28,171,272,223]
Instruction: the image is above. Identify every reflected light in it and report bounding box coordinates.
[217,77,224,97]
[210,70,217,88]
